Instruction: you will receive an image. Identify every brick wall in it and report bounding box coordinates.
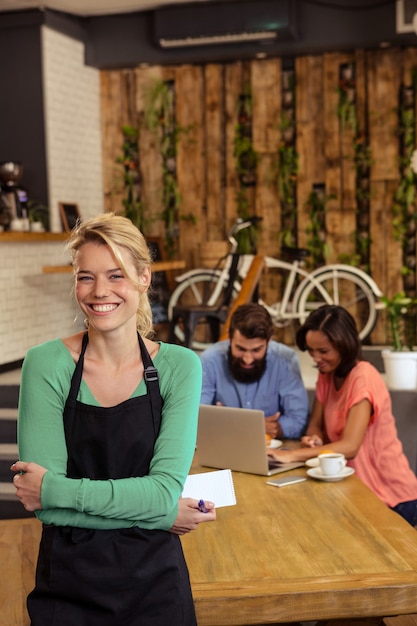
[42,26,104,232]
[0,27,104,367]
[0,242,83,365]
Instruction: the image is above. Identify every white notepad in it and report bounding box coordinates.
[182,469,236,508]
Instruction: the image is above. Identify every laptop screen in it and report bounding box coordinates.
[197,404,304,476]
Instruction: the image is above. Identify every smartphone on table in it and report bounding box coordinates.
[266,475,307,487]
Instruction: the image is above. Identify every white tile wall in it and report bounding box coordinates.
[0,242,84,365]
[42,27,104,232]
[0,27,105,366]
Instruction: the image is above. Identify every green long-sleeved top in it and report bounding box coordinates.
[17,339,202,531]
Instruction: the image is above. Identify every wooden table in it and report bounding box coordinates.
[2,462,417,626]
[180,458,417,625]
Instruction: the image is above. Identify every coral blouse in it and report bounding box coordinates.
[316,360,417,508]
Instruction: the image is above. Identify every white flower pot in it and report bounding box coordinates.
[381,350,417,390]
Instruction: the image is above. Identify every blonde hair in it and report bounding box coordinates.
[68,213,154,337]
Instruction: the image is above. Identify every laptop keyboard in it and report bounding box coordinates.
[268,459,284,469]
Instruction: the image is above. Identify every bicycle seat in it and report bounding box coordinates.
[281,246,310,262]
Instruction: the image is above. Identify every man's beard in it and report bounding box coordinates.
[227,348,267,384]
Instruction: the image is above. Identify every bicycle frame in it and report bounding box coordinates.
[173,254,384,323]
[262,258,384,321]
[169,215,383,345]
[173,254,256,306]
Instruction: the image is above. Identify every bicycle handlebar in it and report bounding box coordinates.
[229,215,262,234]
[227,215,263,251]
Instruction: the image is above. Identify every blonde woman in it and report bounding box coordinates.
[11,213,214,625]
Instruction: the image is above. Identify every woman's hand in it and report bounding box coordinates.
[10,461,47,511]
[267,447,301,463]
[169,498,216,535]
[301,434,323,448]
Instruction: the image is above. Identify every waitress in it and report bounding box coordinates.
[11,213,209,625]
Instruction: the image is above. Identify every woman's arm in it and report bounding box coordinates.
[301,397,325,447]
[17,343,202,530]
[11,468,216,536]
[272,348,309,439]
[269,398,372,464]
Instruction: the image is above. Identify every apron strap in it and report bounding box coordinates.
[67,331,89,402]
[67,332,163,438]
[138,333,163,439]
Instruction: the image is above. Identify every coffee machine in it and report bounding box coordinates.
[0,161,28,229]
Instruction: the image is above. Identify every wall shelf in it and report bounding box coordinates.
[42,260,186,273]
[0,233,68,243]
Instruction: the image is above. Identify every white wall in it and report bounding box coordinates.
[42,27,104,232]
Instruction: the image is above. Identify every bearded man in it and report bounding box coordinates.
[199,303,309,440]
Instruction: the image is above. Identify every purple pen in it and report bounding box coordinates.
[198,499,209,513]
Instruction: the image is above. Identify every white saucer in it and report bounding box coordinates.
[267,439,283,449]
[305,457,319,468]
[306,466,355,482]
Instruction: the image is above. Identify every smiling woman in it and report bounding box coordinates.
[11,212,215,626]
[269,304,417,528]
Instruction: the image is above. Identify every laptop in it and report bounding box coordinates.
[197,404,305,476]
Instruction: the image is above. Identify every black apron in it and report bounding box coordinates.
[28,333,197,626]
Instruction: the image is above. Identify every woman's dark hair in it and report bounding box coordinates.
[228,303,274,341]
[296,305,362,378]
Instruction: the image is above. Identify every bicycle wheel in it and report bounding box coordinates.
[167,272,240,350]
[293,268,379,341]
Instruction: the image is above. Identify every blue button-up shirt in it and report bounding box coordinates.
[200,340,309,439]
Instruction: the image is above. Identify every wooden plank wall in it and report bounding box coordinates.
[100,47,417,345]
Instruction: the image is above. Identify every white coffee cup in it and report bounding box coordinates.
[318,452,347,476]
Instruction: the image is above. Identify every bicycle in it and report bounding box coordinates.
[168,216,384,350]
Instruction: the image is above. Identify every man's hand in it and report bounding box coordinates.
[10,461,47,511]
[265,412,282,439]
[170,498,216,535]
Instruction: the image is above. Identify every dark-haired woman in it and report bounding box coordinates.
[269,304,417,527]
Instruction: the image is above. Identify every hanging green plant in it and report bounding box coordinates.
[337,63,357,133]
[393,77,417,293]
[144,79,175,132]
[143,79,194,256]
[234,134,259,185]
[276,140,298,247]
[305,187,334,269]
[116,124,148,233]
[338,230,371,272]
[273,69,298,248]
[234,91,258,188]
[337,64,373,274]
[233,90,259,254]
[353,133,373,271]
[354,135,373,175]
[235,188,259,254]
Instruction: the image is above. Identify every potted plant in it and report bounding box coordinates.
[381,292,417,390]
[27,201,49,232]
